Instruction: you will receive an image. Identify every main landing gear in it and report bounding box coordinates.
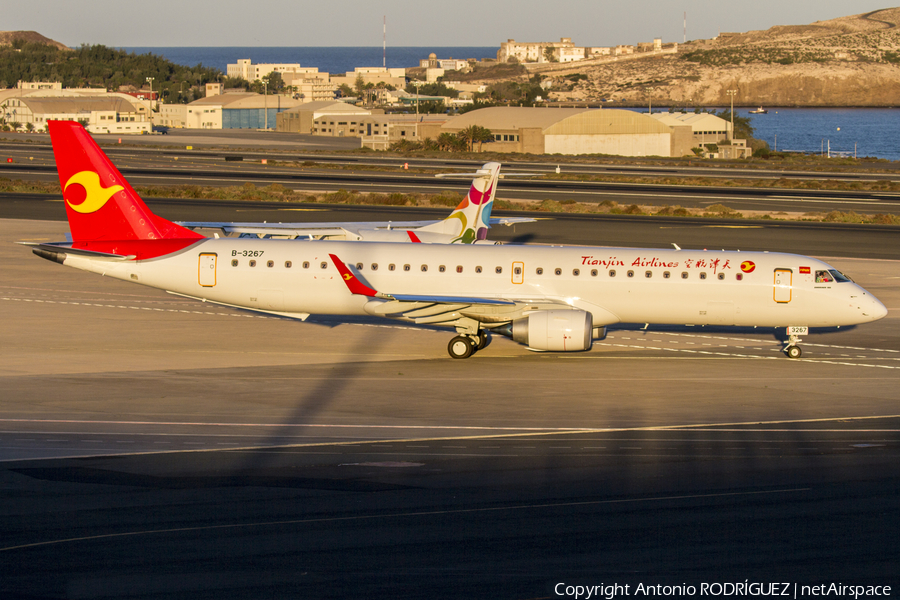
[448,331,488,359]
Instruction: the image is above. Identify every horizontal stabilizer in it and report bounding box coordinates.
[17,241,135,261]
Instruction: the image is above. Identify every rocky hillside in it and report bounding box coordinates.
[0,31,69,50]
[523,8,900,107]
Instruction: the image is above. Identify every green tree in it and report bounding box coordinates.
[354,74,366,99]
[543,47,557,63]
[457,125,494,152]
[264,71,284,92]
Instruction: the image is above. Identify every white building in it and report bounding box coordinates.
[226,59,321,82]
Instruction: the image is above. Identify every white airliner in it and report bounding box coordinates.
[176,162,535,244]
[23,121,888,359]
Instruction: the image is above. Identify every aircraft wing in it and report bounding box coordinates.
[328,253,566,327]
[177,217,536,237]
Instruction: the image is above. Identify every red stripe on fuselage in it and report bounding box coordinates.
[407,231,422,243]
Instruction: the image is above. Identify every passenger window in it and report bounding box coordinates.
[475,266,483,273]
[439,265,446,273]
[627,270,634,278]
[609,270,616,277]
[285,261,292,268]
[555,268,562,276]
[536,267,543,275]
[371,263,378,271]
[573,269,580,276]
[495,266,502,274]
[591,269,598,277]
[456,265,463,273]
[389,264,396,271]
[681,272,688,279]
[249,260,257,267]
[267,260,274,268]
[645,271,652,278]
[663,271,670,279]
[320,262,328,269]
[514,266,522,275]
[699,272,707,280]
[303,261,309,269]
[356,263,363,270]
[717,273,725,280]
[421,264,428,272]
[231,259,238,267]
[736,273,743,281]
[404,264,410,272]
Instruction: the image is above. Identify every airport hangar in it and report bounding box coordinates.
[419,106,697,157]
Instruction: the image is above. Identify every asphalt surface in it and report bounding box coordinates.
[1,172,899,596]
[3,131,900,216]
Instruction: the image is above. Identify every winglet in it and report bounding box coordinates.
[329,254,379,297]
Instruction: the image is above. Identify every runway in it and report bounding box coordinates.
[1,218,899,598]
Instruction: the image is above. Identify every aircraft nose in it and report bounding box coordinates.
[865,295,888,321]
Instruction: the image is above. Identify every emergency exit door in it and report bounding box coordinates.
[512,261,524,284]
[199,253,217,287]
[773,268,792,303]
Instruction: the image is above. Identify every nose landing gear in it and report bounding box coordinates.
[784,333,803,359]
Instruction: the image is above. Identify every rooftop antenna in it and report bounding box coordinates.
[383,16,386,69]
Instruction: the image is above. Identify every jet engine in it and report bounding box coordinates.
[499,310,593,352]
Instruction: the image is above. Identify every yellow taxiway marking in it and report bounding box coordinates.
[0,487,809,553]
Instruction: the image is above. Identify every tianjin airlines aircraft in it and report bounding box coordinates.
[22,121,888,359]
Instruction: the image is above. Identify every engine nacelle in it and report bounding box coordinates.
[509,310,593,352]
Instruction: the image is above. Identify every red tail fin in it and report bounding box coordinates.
[48,120,202,243]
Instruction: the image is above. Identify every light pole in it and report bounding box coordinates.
[146,76,155,122]
[725,89,737,141]
[262,78,269,130]
[412,80,424,140]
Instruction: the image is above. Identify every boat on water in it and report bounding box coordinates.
[749,107,768,114]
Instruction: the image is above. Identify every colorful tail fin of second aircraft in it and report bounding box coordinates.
[418,162,500,243]
[48,120,203,243]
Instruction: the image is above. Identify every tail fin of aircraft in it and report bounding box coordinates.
[419,162,500,243]
[48,120,203,243]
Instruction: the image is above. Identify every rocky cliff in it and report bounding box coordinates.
[534,8,900,107]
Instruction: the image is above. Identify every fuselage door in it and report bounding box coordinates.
[199,253,217,287]
[773,268,792,303]
[512,261,524,285]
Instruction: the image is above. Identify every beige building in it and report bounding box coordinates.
[159,92,306,129]
[437,107,694,157]
[330,68,406,91]
[276,101,373,134]
[358,114,450,149]
[498,38,581,63]
[227,59,321,83]
[648,112,733,149]
[0,90,150,134]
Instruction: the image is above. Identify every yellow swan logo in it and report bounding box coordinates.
[64,171,124,214]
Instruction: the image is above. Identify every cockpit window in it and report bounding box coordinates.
[829,269,852,283]
[816,269,851,283]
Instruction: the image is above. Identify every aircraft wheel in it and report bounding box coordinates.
[474,331,488,350]
[786,345,802,359]
[448,336,475,359]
